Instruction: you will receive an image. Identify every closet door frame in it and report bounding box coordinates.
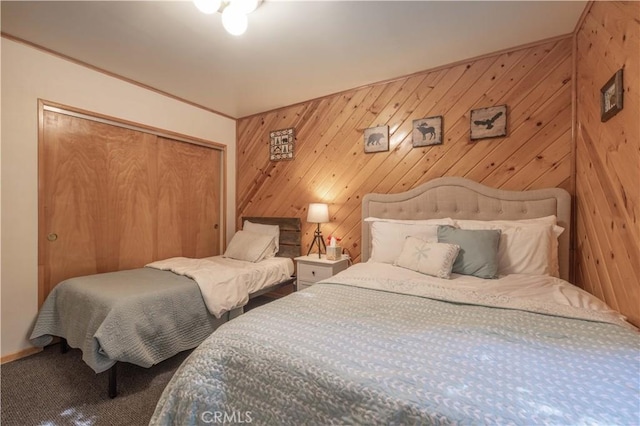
[37,99,227,307]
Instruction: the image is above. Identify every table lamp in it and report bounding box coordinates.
[306,203,329,258]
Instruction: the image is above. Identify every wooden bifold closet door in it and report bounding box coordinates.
[39,107,223,305]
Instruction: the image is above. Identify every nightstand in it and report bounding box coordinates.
[294,255,349,291]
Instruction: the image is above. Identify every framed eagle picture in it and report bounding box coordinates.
[470,105,507,141]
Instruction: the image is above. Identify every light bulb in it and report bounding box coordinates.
[222,5,248,36]
[193,0,222,15]
[230,0,261,15]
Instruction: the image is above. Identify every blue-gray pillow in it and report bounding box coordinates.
[437,225,501,279]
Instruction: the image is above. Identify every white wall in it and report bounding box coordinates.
[0,38,237,359]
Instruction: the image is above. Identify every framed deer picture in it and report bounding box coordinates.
[470,105,507,141]
[412,116,443,147]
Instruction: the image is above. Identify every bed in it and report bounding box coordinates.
[30,217,300,398]
[150,178,640,425]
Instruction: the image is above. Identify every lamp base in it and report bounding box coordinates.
[306,225,326,258]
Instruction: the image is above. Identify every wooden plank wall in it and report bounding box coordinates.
[575,1,639,326]
[237,37,574,265]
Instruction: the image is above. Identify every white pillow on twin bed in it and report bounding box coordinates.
[243,220,280,258]
[394,237,460,279]
[224,230,276,263]
[365,217,456,264]
[454,216,564,277]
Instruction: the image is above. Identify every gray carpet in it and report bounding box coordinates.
[1,343,191,426]
[1,296,273,426]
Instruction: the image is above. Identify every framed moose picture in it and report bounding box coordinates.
[412,116,443,147]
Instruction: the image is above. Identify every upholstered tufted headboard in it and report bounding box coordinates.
[361,177,571,281]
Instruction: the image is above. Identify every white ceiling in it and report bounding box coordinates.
[1,1,587,118]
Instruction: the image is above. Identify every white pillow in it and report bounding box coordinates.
[224,230,276,262]
[454,216,564,277]
[364,217,455,264]
[394,237,460,279]
[243,220,279,257]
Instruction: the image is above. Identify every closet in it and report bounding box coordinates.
[38,103,224,305]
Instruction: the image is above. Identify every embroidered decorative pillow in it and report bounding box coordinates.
[394,237,460,279]
[364,217,456,264]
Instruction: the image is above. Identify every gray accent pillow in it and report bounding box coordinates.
[437,225,501,279]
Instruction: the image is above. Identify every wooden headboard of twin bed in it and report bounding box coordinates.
[361,177,572,282]
[242,216,302,259]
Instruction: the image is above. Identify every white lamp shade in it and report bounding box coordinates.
[193,0,222,14]
[222,5,248,35]
[307,203,329,224]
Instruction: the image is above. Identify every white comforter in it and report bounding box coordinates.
[336,261,631,328]
[146,256,293,317]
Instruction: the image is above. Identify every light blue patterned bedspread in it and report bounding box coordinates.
[151,278,640,425]
[30,268,233,373]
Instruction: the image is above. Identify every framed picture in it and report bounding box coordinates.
[364,125,389,153]
[470,105,507,141]
[412,116,443,147]
[270,128,295,161]
[601,69,623,122]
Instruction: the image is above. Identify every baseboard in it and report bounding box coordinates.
[1,346,42,364]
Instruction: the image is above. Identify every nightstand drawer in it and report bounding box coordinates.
[298,263,334,283]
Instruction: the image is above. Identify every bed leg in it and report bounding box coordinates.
[60,338,69,354]
[108,364,118,399]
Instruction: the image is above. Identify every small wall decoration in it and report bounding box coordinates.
[270,128,295,161]
[470,105,507,141]
[412,116,443,147]
[364,125,389,153]
[600,68,623,122]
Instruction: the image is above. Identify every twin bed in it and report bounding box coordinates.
[149,177,639,425]
[30,217,300,397]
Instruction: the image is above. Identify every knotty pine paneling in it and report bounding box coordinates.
[237,37,574,268]
[575,1,639,326]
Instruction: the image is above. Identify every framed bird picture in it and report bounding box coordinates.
[412,116,443,147]
[470,105,507,141]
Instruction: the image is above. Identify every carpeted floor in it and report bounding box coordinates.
[1,343,189,426]
[0,296,274,426]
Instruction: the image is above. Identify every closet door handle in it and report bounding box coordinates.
[47,233,58,242]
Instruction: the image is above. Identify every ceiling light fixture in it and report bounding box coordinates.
[194,0,261,36]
